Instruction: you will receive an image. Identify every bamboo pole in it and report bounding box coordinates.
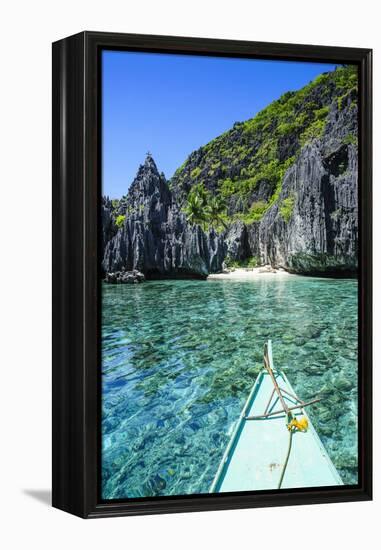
[264,387,276,415]
[277,386,304,403]
[246,397,322,420]
[263,343,291,417]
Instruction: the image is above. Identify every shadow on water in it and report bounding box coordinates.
[23,489,51,506]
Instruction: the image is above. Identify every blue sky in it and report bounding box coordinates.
[102,51,336,198]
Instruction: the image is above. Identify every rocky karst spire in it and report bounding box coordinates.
[126,152,171,216]
[102,154,225,277]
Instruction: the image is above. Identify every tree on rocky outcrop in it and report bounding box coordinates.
[183,186,207,229]
[206,195,228,231]
[183,183,228,232]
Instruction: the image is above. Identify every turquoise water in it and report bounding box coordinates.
[101,276,358,499]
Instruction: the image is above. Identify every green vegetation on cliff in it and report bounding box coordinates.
[115,214,126,228]
[225,256,260,269]
[279,194,296,223]
[173,65,358,229]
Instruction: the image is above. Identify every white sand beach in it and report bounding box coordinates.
[207,266,293,280]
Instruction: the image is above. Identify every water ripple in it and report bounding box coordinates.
[102,276,358,499]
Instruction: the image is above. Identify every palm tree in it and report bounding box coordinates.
[206,195,228,230]
[183,184,228,233]
[183,192,207,228]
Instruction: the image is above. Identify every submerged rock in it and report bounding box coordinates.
[334,373,354,391]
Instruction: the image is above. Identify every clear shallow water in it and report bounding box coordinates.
[101,276,358,499]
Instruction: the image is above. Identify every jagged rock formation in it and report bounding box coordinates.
[102,155,226,278]
[224,221,250,262]
[102,66,358,278]
[256,143,358,274]
[251,98,358,274]
[101,197,117,248]
[105,269,145,284]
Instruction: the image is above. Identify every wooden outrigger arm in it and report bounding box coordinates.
[246,398,322,420]
[246,341,322,421]
[263,341,292,419]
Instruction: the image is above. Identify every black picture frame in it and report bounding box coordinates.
[52,31,372,519]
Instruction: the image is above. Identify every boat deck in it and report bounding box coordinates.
[210,361,343,492]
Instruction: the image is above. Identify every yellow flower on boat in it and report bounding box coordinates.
[287,416,308,432]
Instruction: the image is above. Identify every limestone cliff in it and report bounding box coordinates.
[102,155,225,278]
[102,65,358,277]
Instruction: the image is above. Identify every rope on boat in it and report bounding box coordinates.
[262,341,311,490]
[278,429,293,489]
[278,416,309,489]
